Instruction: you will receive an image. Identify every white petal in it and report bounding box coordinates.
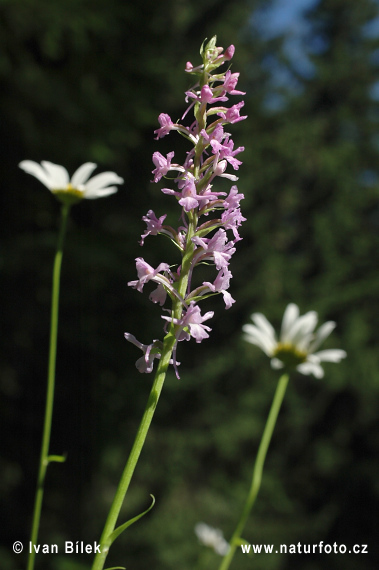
[313,349,347,362]
[308,321,336,353]
[297,361,324,378]
[296,333,314,351]
[85,171,124,192]
[288,311,318,347]
[251,312,276,343]
[280,303,299,342]
[41,161,69,188]
[215,540,230,556]
[306,353,320,363]
[83,186,119,199]
[271,358,284,369]
[70,162,97,187]
[19,160,52,189]
[242,323,275,355]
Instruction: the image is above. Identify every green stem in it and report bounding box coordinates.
[218,373,289,570]
[27,204,70,570]
[91,331,177,570]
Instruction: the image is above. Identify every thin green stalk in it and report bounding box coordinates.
[218,373,290,570]
[91,331,177,570]
[27,204,70,570]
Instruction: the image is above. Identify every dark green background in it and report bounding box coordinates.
[1,0,378,568]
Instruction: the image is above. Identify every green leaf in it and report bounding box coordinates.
[104,567,126,570]
[199,38,207,56]
[205,36,217,53]
[108,495,155,546]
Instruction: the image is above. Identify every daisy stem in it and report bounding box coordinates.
[27,204,70,570]
[218,373,289,570]
[91,330,177,570]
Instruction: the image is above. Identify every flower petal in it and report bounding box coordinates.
[280,303,299,342]
[242,323,275,355]
[296,332,314,351]
[85,171,124,192]
[297,361,324,378]
[308,321,336,353]
[124,332,145,351]
[222,290,235,309]
[287,311,318,347]
[270,357,284,369]
[19,160,52,189]
[312,349,347,362]
[70,162,97,187]
[251,312,276,343]
[83,186,119,199]
[41,161,69,188]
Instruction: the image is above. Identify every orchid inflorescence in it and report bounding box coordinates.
[125,36,246,377]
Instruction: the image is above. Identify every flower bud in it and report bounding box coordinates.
[224,45,235,60]
[213,159,227,176]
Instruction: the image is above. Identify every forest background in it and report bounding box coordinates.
[1,0,379,569]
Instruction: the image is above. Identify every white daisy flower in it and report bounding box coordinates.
[19,160,123,205]
[194,522,230,556]
[242,303,346,378]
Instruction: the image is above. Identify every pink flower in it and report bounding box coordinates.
[128,258,171,293]
[203,269,235,309]
[149,283,168,306]
[162,178,200,212]
[211,137,244,170]
[218,102,247,124]
[152,151,175,182]
[224,185,244,210]
[123,333,157,373]
[124,333,180,374]
[221,208,246,241]
[154,113,176,139]
[192,229,236,270]
[178,179,200,211]
[200,124,225,146]
[162,302,214,343]
[221,71,246,96]
[185,85,229,106]
[198,184,227,204]
[211,159,239,182]
[224,45,235,60]
[140,210,167,245]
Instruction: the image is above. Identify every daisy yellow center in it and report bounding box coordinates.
[51,184,85,205]
[273,342,308,367]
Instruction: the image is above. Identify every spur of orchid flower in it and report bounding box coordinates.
[243,303,347,378]
[19,160,123,205]
[125,36,247,377]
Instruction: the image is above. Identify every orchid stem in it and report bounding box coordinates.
[91,331,177,570]
[218,373,289,570]
[27,204,70,570]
